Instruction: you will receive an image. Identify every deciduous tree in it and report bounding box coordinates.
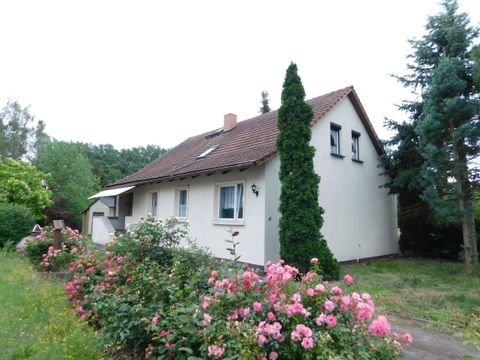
[0,157,52,220]
[35,140,100,228]
[0,101,48,160]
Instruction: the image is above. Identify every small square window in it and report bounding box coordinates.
[217,183,244,221]
[352,131,360,160]
[330,123,341,155]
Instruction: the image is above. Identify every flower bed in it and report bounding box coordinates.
[62,218,412,359]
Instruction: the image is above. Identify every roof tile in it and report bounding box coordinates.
[110,86,379,187]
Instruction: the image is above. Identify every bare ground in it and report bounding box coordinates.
[390,316,480,360]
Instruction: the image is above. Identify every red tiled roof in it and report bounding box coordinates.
[109,86,382,188]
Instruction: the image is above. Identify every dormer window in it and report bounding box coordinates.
[197,145,219,159]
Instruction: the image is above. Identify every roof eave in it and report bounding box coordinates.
[106,161,258,188]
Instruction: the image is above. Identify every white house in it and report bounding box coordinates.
[87,86,398,265]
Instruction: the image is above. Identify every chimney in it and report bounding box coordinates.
[224,113,237,132]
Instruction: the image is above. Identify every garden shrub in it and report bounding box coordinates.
[0,202,35,247]
[25,226,83,270]
[65,218,412,359]
[66,218,218,357]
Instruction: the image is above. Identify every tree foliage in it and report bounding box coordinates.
[77,143,167,187]
[0,101,48,160]
[0,157,52,220]
[34,140,100,228]
[383,0,479,270]
[277,63,339,278]
[260,91,271,114]
[0,202,35,247]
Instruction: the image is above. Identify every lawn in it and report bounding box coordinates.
[342,258,480,345]
[0,251,103,360]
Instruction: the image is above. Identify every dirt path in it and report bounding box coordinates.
[390,316,480,360]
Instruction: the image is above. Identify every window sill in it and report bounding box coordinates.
[213,220,245,226]
[352,159,364,164]
[330,153,345,159]
[176,217,189,223]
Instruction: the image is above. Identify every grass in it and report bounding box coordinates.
[0,251,104,360]
[342,258,480,344]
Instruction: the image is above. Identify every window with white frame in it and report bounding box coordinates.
[330,123,341,155]
[175,188,188,219]
[217,183,244,220]
[150,192,158,217]
[352,131,360,160]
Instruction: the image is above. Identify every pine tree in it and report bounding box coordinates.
[277,63,339,278]
[386,0,479,272]
[260,91,271,114]
[417,56,479,272]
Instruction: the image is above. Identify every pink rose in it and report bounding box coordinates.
[368,315,391,337]
[343,274,354,285]
[253,301,262,312]
[269,351,279,360]
[257,334,267,346]
[325,314,337,327]
[310,257,318,264]
[324,300,335,312]
[301,336,314,349]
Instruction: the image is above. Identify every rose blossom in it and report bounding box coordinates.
[343,274,354,285]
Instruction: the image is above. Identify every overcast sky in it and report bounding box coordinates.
[1,0,479,150]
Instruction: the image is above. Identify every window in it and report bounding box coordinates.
[150,192,158,217]
[175,188,188,219]
[330,123,341,155]
[352,131,360,160]
[217,183,244,220]
[197,145,219,159]
[124,193,133,216]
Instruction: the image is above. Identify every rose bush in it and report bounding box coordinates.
[65,218,412,359]
[26,226,83,271]
[147,261,412,359]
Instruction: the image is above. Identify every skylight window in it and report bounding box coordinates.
[197,145,219,159]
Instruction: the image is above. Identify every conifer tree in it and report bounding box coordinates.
[277,63,339,278]
[260,91,271,114]
[417,56,479,272]
[384,0,479,271]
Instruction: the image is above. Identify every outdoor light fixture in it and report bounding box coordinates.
[251,183,259,197]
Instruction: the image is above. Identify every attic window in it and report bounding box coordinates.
[197,145,219,159]
[205,128,223,139]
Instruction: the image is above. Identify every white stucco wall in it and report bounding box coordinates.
[92,216,115,245]
[87,200,112,235]
[264,97,398,262]
[126,167,266,265]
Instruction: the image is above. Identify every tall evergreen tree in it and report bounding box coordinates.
[260,91,271,114]
[417,56,479,272]
[277,63,339,278]
[385,0,479,271]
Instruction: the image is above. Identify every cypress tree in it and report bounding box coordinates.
[277,63,339,279]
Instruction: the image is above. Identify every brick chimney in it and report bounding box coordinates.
[224,113,237,132]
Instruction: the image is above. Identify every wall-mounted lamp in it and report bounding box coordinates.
[251,183,259,197]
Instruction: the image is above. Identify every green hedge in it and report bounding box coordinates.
[0,202,35,248]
